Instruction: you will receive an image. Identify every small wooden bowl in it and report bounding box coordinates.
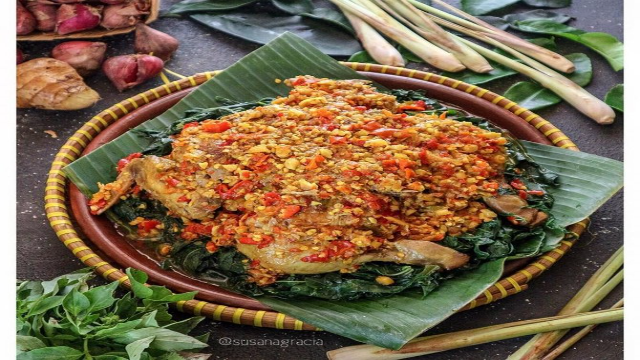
[17,0,159,42]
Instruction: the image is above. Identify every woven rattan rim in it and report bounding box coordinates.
[44,63,588,331]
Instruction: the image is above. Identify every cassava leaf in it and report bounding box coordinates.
[166,0,257,15]
[604,84,623,112]
[511,20,624,71]
[504,9,571,24]
[522,0,571,7]
[189,12,361,56]
[461,0,520,15]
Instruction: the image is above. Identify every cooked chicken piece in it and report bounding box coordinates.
[484,194,548,227]
[91,156,221,220]
[236,239,469,274]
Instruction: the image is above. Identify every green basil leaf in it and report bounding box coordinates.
[604,84,623,112]
[94,319,143,339]
[93,356,129,360]
[522,0,571,7]
[189,12,362,57]
[441,59,516,85]
[348,51,378,64]
[111,328,208,351]
[461,0,520,15]
[511,20,624,71]
[126,336,156,360]
[84,281,119,313]
[138,310,160,328]
[126,268,153,299]
[166,0,257,15]
[271,0,313,15]
[162,317,205,334]
[62,289,90,319]
[17,346,83,360]
[16,335,46,354]
[504,10,571,24]
[26,295,64,317]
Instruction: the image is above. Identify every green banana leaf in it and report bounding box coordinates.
[64,33,623,350]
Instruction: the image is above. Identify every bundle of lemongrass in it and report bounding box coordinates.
[331,0,615,125]
[327,246,623,360]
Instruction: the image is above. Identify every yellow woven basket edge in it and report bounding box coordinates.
[44,64,586,331]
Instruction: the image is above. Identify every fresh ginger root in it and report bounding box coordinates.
[17,58,101,110]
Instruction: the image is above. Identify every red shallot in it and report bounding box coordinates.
[52,41,107,76]
[103,54,164,92]
[56,3,102,35]
[134,24,179,61]
[17,1,37,35]
[25,1,57,32]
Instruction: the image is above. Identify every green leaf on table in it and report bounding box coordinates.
[442,58,516,85]
[522,0,571,7]
[477,15,510,30]
[398,46,425,63]
[527,36,557,50]
[166,0,257,15]
[461,0,520,15]
[17,346,83,360]
[302,8,354,34]
[271,0,313,15]
[126,336,156,360]
[188,12,361,57]
[348,51,378,64]
[511,20,624,71]
[504,9,571,24]
[604,84,623,112]
[162,317,206,334]
[503,52,592,110]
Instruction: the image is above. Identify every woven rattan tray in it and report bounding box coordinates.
[45,63,588,331]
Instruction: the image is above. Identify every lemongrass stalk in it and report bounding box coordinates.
[542,299,624,360]
[377,0,492,73]
[508,247,623,360]
[408,0,575,73]
[341,10,405,66]
[331,0,465,72]
[327,308,624,360]
[421,17,615,124]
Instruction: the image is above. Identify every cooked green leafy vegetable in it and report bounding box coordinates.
[16,269,209,359]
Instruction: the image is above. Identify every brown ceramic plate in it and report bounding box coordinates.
[69,72,551,311]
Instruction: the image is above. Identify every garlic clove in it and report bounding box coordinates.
[134,24,179,61]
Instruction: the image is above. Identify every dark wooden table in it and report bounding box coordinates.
[17,1,623,359]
